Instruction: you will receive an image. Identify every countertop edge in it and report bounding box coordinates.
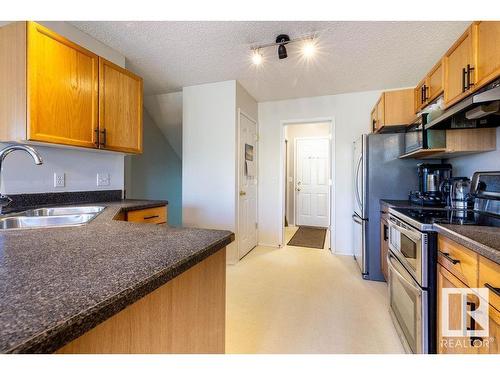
[6,232,234,354]
[433,224,499,264]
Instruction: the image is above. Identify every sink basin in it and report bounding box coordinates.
[24,206,105,216]
[0,213,98,230]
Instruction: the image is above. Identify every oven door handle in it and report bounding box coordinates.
[388,219,421,243]
[388,252,421,292]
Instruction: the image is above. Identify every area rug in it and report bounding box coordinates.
[287,226,327,249]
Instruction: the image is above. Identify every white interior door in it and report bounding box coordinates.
[295,137,330,228]
[238,111,258,259]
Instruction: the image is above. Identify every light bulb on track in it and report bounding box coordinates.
[302,39,316,58]
[252,50,263,65]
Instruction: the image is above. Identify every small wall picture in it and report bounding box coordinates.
[245,144,254,161]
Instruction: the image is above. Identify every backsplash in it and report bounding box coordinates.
[0,143,125,194]
[447,127,500,178]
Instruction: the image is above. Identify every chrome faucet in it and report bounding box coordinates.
[0,145,43,214]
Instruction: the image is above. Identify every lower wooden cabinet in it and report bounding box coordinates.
[126,206,167,224]
[437,264,480,354]
[437,234,499,354]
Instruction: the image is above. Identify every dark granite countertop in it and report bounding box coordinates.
[433,224,500,264]
[0,200,234,353]
[380,199,449,210]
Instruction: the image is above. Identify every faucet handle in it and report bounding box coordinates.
[0,194,12,208]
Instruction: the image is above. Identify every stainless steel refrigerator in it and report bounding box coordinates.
[352,133,419,281]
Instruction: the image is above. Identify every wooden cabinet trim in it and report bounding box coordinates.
[0,21,27,142]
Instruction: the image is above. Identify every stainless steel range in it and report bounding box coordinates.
[387,171,500,354]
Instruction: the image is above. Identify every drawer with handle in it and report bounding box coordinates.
[478,255,500,312]
[437,235,478,288]
[126,206,167,224]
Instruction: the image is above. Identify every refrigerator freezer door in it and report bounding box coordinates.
[352,213,367,276]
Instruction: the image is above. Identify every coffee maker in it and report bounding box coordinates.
[409,163,452,206]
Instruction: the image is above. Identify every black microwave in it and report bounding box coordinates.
[404,114,445,154]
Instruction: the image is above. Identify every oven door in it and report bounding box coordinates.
[388,216,425,287]
[388,251,428,354]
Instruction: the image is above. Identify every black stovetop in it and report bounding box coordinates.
[393,207,500,227]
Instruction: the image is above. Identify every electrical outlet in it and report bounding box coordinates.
[54,172,65,188]
[97,173,110,187]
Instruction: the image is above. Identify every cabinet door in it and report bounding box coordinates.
[427,60,444,102]
[376,95,384,131]
[380,218,388,281]
[414,80,427,113]
[443,26,475,108]
[475,21,500,90]
[99,58,143,153]
[370,108,377,133]
[437,265,480,354]
[27,22,98,148]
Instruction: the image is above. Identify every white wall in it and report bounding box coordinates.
[285,122,331,225]
[258,90,382,254]
[0,21,126,195]
[183,80,257,263]
[183,80,237,252]
[446,127,500,177]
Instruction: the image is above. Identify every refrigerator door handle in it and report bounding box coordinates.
[354,154,363,212]
[352,213,363,224]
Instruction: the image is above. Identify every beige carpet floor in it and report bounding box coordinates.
[226,226,405,354]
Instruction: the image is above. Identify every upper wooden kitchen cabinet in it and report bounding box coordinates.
[99,58,143,153]
[443,21,500,108]
[415,59,444,113]
[0,21,143,154]
[443,25,475,108]
[474,21,500,91]
[371,88,414,133]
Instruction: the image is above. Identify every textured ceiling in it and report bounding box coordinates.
[70,21,470,102]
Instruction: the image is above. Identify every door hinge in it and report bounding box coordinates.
[255,134,259,142]
[255,222,258,229]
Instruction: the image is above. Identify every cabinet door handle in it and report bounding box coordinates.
[484,283,500,297]
[439,251,460,265]
[424,85,429,101]
[144,215,160,220]
[462,67,467,92]
[466,301,483,345]
[94,129,100,146]
[466,64,475,89]
[383,224,388,241]
[100,128,106,147]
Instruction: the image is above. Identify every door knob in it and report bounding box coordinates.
[239,191,246,196]
[296,188,301,192]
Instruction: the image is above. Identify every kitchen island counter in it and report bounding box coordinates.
[0,200,233,353]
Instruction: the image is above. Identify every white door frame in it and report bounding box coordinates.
[293,136,331,228]
[236,108,258,260]
[280,117,335,251]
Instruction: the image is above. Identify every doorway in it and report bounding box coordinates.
[282,121,333,250]
[237,110,258,259]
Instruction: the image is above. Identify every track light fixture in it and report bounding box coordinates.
[276,34,290,59]
[251,34,317,65]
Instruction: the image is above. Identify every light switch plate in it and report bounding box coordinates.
[97,173,110,187]
[54,172,65,188]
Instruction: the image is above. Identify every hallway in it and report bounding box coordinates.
[226,227,404,353]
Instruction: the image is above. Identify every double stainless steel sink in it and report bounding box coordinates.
[0,206,105,230]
